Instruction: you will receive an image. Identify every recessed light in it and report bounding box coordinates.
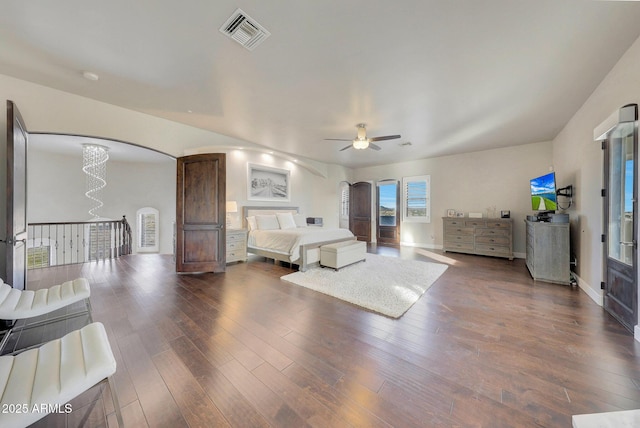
[82,71,99,81]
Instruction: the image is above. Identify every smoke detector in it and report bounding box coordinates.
[219,8,271,51]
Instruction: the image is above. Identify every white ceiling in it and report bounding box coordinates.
[2,1,640,168]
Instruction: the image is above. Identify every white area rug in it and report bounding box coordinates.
[281,253,448,318]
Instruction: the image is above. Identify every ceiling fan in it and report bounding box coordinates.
[325,123,401,151]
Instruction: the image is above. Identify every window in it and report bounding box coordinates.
[27,246,50,269]
[402,175,430,223]
[136,207,159,253]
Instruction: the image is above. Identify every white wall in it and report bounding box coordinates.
[28,151,88,222]
[28,148,176,254]
[552,34,640,314]
[352,141,553,255]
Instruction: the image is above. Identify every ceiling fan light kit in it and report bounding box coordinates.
[353,138,369,150]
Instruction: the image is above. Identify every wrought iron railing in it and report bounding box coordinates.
[27,216,132,269]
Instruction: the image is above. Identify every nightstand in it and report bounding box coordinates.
[226,229,248,264]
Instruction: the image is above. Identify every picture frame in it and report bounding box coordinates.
[447,209,456,217]
[455,212,465,218]
[247,163,291,202]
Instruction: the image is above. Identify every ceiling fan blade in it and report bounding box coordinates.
[369,134,401,142]
[369,143,382,151]
[339,144,352,151]
[324,138,352,141]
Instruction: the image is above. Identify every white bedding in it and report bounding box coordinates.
[248,227,354,262]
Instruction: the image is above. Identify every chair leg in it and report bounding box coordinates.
[108,375,124,428]
[86,298,94,323]
[0,328,13,354]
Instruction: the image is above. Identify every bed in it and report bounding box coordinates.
[243,206,356,271]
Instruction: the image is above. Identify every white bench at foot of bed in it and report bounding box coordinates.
[320,240,367,271]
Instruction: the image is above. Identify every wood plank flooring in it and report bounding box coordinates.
[22,246,640,427]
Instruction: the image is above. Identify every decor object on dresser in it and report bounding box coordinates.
[226,229,248,264]
[525,219,570,284]
[306,217,323,226]
[442,217,513,260]
[247,163,290,202]
[281,253,448,318]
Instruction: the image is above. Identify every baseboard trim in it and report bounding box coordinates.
[574,272,603,307]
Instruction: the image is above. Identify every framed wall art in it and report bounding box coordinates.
[247,163,291,202]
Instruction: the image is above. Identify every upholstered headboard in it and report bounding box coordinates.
[242,206,299,229]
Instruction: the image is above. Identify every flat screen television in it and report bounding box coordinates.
[530,172,557,211]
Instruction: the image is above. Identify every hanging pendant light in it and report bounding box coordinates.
[82,144,109,219]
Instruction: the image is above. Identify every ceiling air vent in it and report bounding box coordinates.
[219,8,271,51]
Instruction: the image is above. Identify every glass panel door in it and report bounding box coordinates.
[377,181,400,245]
[378,182,397,226]
[603,116,637,333]
[608,122,635,265]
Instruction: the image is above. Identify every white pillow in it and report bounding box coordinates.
[293,214,308,228]
[246,216,257,231]
[277,212,296,230]
[256,215,280,230]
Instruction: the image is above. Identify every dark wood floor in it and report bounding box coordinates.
[23,246,640,427]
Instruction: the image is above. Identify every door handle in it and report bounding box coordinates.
[0,237,26,245]
[620,241,636,247]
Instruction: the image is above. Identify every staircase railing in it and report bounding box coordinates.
[27,216,132,269]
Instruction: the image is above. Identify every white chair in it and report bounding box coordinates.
[0,322,123,428]
[0,278,91,354]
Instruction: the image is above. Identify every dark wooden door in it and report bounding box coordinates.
[376,180,400,246]
[5,101,28,290]
[349,181,371,242]
[603,105,637,332]
[176,154,226,273]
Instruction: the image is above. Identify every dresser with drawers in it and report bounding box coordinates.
[442,217,513,260]
[226,229,248,264]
